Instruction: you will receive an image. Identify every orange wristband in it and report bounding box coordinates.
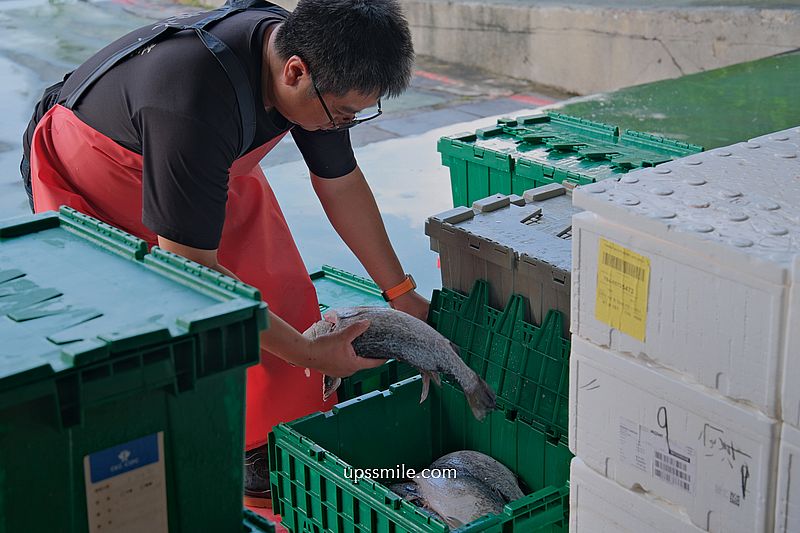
[381,274,416,302]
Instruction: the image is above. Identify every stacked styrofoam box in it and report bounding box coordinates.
[776,423,800,532]
[426,183,579,336]
[570,458,704,533]
[570,337,778,531]
[569,127,800,532]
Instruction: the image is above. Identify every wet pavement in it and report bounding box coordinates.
[557,50,800,150]
[0,0,562,299]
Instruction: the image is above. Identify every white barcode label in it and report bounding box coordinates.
[654,450,692,492]
[619,418,696,495]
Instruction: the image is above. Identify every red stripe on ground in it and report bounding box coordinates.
[414,70,461,85]
[509,94,557,106]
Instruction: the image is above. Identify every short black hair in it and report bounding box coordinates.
[275,0,414,98]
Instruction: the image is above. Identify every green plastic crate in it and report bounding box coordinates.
[311,264,386,314]
[311,265,418,402]
[242,509,276,532]
[0,207,267,533]
[269,280,572,533]
[438,112,703,207]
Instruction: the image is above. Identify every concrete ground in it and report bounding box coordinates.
[557,49,800,149]
[402,0,800,94]
[202,0,800,95]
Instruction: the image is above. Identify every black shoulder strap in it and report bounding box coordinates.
[62,0,280,158]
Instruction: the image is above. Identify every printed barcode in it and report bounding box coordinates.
[602,252,646,281]
[654,451,691,492]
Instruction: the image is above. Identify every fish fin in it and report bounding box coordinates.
[323,375,341,401]
[431,372,442,387]
[420,372,431,403]
[493,486,511,504]
[323,310,339,325]
[464,376,497,421]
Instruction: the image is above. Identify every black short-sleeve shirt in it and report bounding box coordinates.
[59,6,357,249]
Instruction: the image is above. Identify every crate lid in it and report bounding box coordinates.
[426,189,578,273]
[574,127,800,284]
[0,207,265,393]
[310,265,386,313]
[438,112,702,184]
[504,112,701,170]
[428,279,569,444]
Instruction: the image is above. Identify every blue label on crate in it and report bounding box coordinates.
[88,433,161,483]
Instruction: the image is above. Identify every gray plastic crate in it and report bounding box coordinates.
[426,184,579,337]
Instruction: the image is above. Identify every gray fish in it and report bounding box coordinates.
[388,482,448,522]
[414,472,507,528]
[414,451,524,528]
[303,306,496,420]
[429,451,524,504]
[388,481,423,503]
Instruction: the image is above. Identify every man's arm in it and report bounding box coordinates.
[156,235,384,377]
[311,166,430,320]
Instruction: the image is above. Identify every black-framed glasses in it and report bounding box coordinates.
[312,79,382,131]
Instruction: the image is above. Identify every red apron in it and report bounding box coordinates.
[30,104,337,449]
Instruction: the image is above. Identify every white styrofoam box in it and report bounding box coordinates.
[776,423,800,532]
[570,457,704,533]
[781,261,800,424]
[571,128,800,420]
[571,211,786,417]
[569,337,780,532]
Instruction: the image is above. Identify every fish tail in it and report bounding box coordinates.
[463,376,497,421]
[323,375,342,401]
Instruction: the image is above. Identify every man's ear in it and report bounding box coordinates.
[282,55,308,88]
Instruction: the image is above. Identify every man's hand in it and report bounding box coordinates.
[305,320,387,378]
[389,290,430,322]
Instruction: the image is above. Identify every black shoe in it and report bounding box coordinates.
[244,444,271,508]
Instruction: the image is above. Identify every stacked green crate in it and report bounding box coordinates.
[0,207,267,533]
[269,280,572,533]
[426,187,577,338]
[438,112,703,207]
[311,265,418,401]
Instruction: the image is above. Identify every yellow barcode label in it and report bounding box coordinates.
[595,238,651,341]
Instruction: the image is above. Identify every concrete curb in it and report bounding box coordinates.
[198,0,800,95]
[403,1,800,95]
